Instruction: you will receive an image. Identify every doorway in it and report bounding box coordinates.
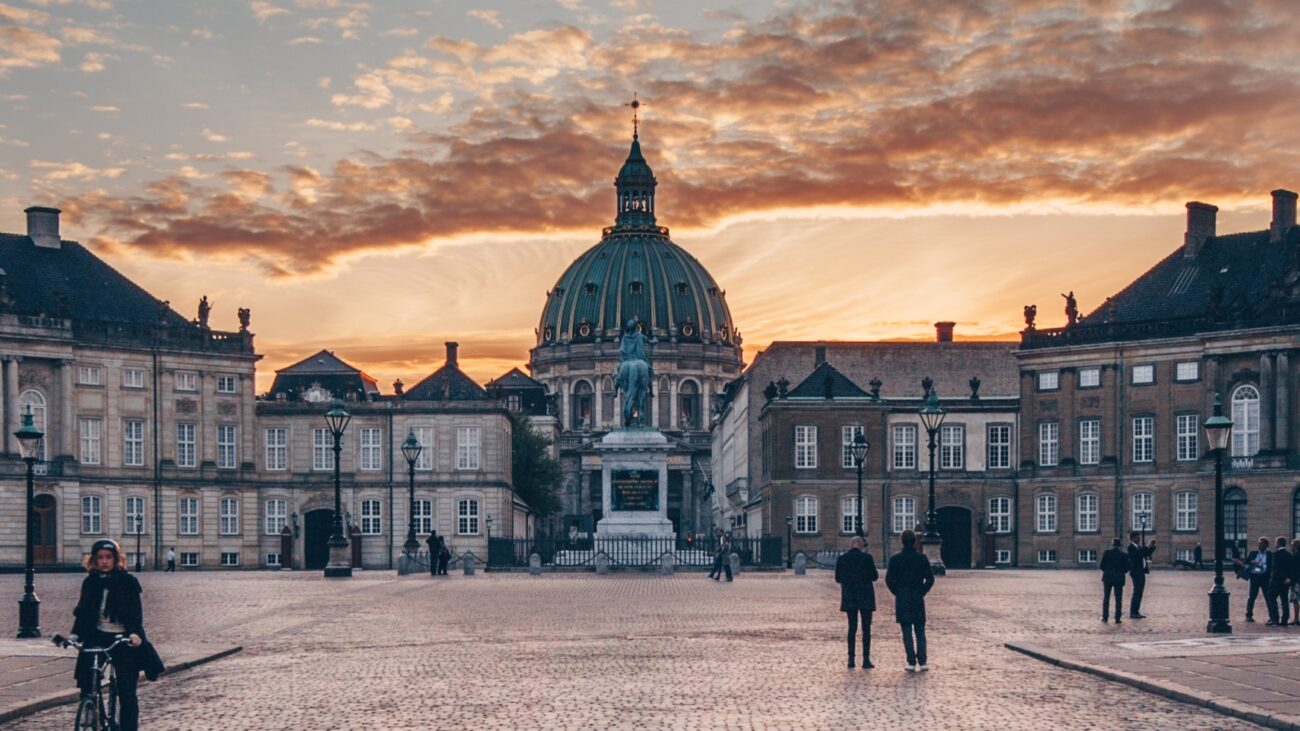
[33,494,56,565]
[304,509,334,570]
[936,506,972,569]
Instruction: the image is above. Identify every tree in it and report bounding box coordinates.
[510,412,562,518]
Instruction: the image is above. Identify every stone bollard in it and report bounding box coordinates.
[529,553,542,576]
[595,554,610,575]
[729,552,741,578]
[793,553,807,575]
[660,553,674,575]
[463,554,476,576]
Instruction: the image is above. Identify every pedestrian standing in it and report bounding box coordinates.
[1099,538,1129,624]
[885,529,935,672]
[165,547,175,573]
[1271,536,1293,626]
[1193,543,1203,570]
[1127,531,1155,619]
[1289,538,1300,626]
[835,536,878,669]
[437,536,451,575]
[425,531,440,577]
[1234,537,1273,623]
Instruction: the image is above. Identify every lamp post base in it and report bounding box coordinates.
[17,593,40,638]
[922,536,946,576]
[1207,585,1232,634]
[324,537,352,578]
[403,537,420,555]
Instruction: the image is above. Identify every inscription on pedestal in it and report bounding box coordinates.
[612,469,659,511]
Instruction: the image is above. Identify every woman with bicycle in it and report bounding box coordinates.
[66,539,147,731]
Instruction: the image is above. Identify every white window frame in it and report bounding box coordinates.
[81,495,102,534]
[1175,491,1198,532]
[124,496,145,535]
[220,552,240,567]
[264,427,287,471]
[220,497,239,535]
[412,427,434,470]
[1037,549,1057,564]
[456,427,481,471]
[841,425,864,469]
[414,499,433,534]
[265,498,287,535]
[1131,492,1154,532]
[892,424,916,470]
[217,424,237,469]
[987,424,1011,470]
[988,496,1011,533]
[794,425,817,469]
[359,427,382,471]
[1037,371,1059,390]
[892,496,916,534]
[1131,364,1155,385]
[266,553,281,567]
[939,424,964,470]
[840,496,861,535]
[79,417,102,465]
[77,365,103,385]
[1078,367,1100,388]
[794,496,818,534]
[123,419,144,467]
[122,368,145,389]
[1175,361,1199,382]
[216,375,237,393]
[176,423,196,468]
[313,428,334,471]
[175,371,197,391]
[1132,416,1154,463]
[1038,422,1059,467]
[1079,419,1100,466]
[361,499,382,535]
[1231,385,1260,458]
[994,549,1011,564]
[1036,493,1057,533]
[180,552,199,567]
[1076,492,1099,533]
[1077,548,1098,564]
[457,498,480,535]
[178,497,199,535]
[1176,414,1199,462]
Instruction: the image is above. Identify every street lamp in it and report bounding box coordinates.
[15,407,42,638]
[1205,393,1233,634]
[851,431,869,538]
[785,514,794,569]
[323,399,352,578]
[401,431,422,556]
[918,386,947,573]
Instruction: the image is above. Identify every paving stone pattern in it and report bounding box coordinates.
[0,569,1272,730]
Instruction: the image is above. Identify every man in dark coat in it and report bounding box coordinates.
[1099,538,1130,624]
[1193,543,1204,570]
[835,536,878,668]
[1234,537,1273,622]
[885,529,935,672]
[425,531,440,576]
[1270,536,1293,626]
[1127,532,1155,619]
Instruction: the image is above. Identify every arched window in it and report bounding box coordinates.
[1224,487,1247,559]
[1175,491,1198,532]
[1130,492,1154,533]
[458,498,480,535]
[794,496,818,534]
[1036,493,1057,533]
[1231,385,1260,457]
[18,390,47,461]
[840,496,863,535]
[1076,493,1098,533]
[571,380,593,431]
[678,379,700,430]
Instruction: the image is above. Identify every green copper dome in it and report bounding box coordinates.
[536,136,737,347]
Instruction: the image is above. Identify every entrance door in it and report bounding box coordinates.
[33,495,56,565]
[304,510,334,570]
[1224,488,1247,560]
[936,506,972,569]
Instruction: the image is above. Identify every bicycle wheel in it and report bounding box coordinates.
[74,695,99,731]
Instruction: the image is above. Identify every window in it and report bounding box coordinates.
[1131,364,1154,385]
[892,496,916,534]
[179,497,198,535]
[571,380,593,429]
[1039,422,1059,467]
[1176,414,1199,462]
[1176,549,1195,564]
[506,394,522,412]
[265,499,287,535]
[266,553,281,567]
[176,423,196,468]
[1175,491,1198,531]
[77,365,102,385]
[841,425,864,469]
[180,552,198,567]
[794,496,818,534]
[987,425,1011,469]
[264,428,287,471]
[457,499,480,535]
[361,499,382,535]
[1175,361,1199,382]
[313,428,334,471]
[1037,549,1057,564]
[892,425,916,469]
[125,552,145,568]
[220,497,239,535]
[19,391,47,461]
[125,496,145,535]
[794,426,817,469]
[678,380,700,429]
[1078,367,1100,388]
[1231,385,1260,457]
[220,552,240,567]
[939,424,964,470]
[1077,493,1099,532]
[122,368,145,388]
[123,420,144,467]
[216,375,237,393]
[840,496,862,534]
[79,418,102,465]
[359,427,382,471]
[1131,492,1154,532]
[1077,549,1098,563]
[1079,419,1100,465]
[175,371,197,391]
[1132,417,1154,463]
[217,425,237,469]
[412,427,434,470]
[988,497,1011,533]
[81,495,102,534]
[456,427,481,470]
[414,499,433,534]
[995,549,1011,564]
[1036,493,1057,533]
[1037,371,1059,390]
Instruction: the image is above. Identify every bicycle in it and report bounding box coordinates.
[52,632,131,731]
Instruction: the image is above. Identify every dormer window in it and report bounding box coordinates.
[585,283,597,295]
[629,281,643,294]
[708,286,719,297]
[674,282,688,296]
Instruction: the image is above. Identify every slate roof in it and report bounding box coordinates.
[0,232,190,326]
[276,349,373,378]
[405,362,488,401]
[267,350,380,401]
[786,361,870,399]
[486,367,544,390]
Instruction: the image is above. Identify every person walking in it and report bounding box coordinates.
[1234,537,1273,623]
[165,547,175,573]
[1193,543,1204,570]
[708,528,733,582]
[1271,536,1293,626]
[835,536,878,668]
[425,531,441,577]
[1100,538,1130,624]
[1127,532,1155,619]
[1291,538,1300,626]
[885,529,935,672]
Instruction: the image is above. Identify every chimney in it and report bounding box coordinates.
[1183,201,1217,258]
[1271,189,1297,243]
[24,206,61,249]
[392,379,404,398]
[814,345,827,366]
[934,321,955,343]
[445,341,459,369]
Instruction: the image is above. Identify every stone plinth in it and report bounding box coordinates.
[595,429,675,539]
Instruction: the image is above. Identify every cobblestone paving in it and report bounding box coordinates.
[0,569,1270,730]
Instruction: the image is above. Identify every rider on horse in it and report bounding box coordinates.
[616,319,653,427]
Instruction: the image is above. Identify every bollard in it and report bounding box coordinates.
[595,554,610,575]
[793,553,807,576]
[529,553,542,576]
[463,554,476,576]
[660,553,674,575]
[729,552,741,578]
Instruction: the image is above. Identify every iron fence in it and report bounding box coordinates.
[487,535,784,569]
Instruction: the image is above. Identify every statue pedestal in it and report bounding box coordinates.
[595,429,675,539]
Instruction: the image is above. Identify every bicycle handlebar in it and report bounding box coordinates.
[51,634,133,653]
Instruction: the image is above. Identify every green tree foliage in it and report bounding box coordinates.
[510,412,563,517]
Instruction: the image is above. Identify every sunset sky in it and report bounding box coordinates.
[1,0,1297,393]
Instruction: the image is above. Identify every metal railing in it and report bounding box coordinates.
[487,535,784,569]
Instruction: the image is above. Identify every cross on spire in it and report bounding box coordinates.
[625,93,642,139]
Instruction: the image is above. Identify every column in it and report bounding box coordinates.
[669,379,679,429]
[1260,354,1276,452]
[560,381,570,431]
[2,358,14,454]
[1205,357,1219,416]
[702,383,712,429]
[59,359,74,460]
[1277,352,1291,454]
[650,379,659,428]
[593,378,603,429]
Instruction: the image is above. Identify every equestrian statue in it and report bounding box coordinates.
[616,319,654,427]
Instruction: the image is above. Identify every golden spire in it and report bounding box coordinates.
[625,93,642,139]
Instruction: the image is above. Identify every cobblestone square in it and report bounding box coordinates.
[0,568,1279,729]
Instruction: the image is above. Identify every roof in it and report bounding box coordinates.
[0,232,190,327]
[405,363,488,401]
[786,361,870,399]
[486,367,545,390]
[267,349,380,401]
[276,349,376,380]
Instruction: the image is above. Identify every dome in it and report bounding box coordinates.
[535,136,738,347]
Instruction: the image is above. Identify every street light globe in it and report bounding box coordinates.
[324,398,351,436]
[918,388,946,434]
[851,431,869,466]
[14,407,42,462]
[401,431,423,465]
[1204,394,1233,453]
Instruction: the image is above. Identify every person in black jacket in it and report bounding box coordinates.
[885,530,935,672]
[1234,537,1273,623]
[1127,532,1155,619]
[1291,538,1300,626]
[425,531,440,576]
[1099,538,1130,624]
[68,539,147,731]
[1270,536,1293,626]
[835,536,878,668]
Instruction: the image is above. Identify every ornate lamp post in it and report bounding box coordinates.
[401,432,423,556]
[1205,394,1233,634]
[15,407,43,638]
[785,514,794,569]
[851,431,869,538]
[918,387,947,572]
[323,399,352,578]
